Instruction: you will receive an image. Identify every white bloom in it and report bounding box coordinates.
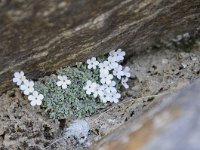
[109,49,125,62]
[100,90,120,103]
[83,80,97,95]
[56,75,71,89]
[107,56,118,69]
[109,92,121,103]
[100,72,113,85]
[123,66,131,78]
[113,65,124,79]
[86,57,99,70]
[20,80,34,95]
[93,84,104,98]
[28,91,44,106]
[99,61,111,73]
[13,71,26,86]
[99,68,109,77]
[100,93,111,103]
[104,81,117,94]
[121,77,129,89]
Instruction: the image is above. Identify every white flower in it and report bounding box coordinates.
[99,61,111,73]
[100,93,111,103]
[109,49,125,62]
[56,75,71,89]
[113,65,124,79]
[109,92,121,103]
[20,80,34,95]
[121,77,129,89]
[28,91,44,106]
[123,66,131,78]
[93,84,104,98]
[86,57,99,70]
[104,81,117,94]
[100,90,120,103]
[107,56,118,69]
[99,68,109,77]
[100,72,113,85]
[13,71,26,86]
[83,80,97,95]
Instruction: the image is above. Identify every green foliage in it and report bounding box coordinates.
[34,54,123,119]
[34,67,107,119]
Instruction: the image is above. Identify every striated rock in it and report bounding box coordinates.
[92,79,200,150]
[0,0,200,94]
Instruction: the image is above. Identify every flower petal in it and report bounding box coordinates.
[23,80,29,85]
[94,61,99,65]
[93,93,98,98]
[86,80,92,85]
[87,59,91,64]
[124,84,129,89]
[29,81,34,86]
[98,91,104,97]
[29,87,34,93]
[33,91,38,97]
[62,84,67,89]
[93,65,97,69]
[36,99,42,105]
[24,90,30,95]
[106,79,111,85]
[113,99,119,103]
[16,80,22,86]
[86,90,91,95]
[66,80,71,85]
[57,75,63,80]
[100,79,105,84]
[14,72,20,78]
[13,78,18,83]
[30,100,37,106]
[102,98,107,103]
[91,57,96,61]
[125,66,130,71]
[38,94,44,100]
[63,76,68,81]
[111,88,117,93]
[28,95,34,101]
[108,74,113,80]
[20,71,24,76]
[88,65,92,69]
[56,81,63,86]
[20,84,27,91]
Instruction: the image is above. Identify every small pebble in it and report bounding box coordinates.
[162,59,168,64]
[181,63,187,68]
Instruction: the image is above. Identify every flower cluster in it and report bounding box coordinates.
[13,71,44,106]
[12,49,131,119]
[85,49,131,103]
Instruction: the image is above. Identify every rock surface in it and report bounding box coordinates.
[0,44,199,149]
[0,0,200,94]
[92,79,200,150]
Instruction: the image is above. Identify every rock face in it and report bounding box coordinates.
[92,79,200,150]
[0,0,200,94]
